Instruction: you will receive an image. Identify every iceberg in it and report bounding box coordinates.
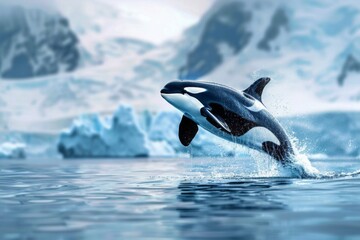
[57,106,245,159]
[148,111,184,153]
[57,104,360,159]
[0,142,26,159]
[58,106,149,158]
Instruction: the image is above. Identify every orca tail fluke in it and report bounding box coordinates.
[262,141,289,163]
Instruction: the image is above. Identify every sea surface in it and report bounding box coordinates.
[1,157,360,240]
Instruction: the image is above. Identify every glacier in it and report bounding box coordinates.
[56,105,360,159]
[0,142,26,159]
[57,106,243,158]
[282,112,360,157]
[0,130,61,159]
[58,106,149,158]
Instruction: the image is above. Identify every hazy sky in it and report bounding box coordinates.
[0,0,55,9]
[158,0,215,16]
[55,0,215,44]
[0,0,214,44]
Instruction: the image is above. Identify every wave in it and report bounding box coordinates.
[184,152,360,180]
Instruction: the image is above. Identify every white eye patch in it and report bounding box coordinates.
[184,87,207,94]
[245,100,266,112]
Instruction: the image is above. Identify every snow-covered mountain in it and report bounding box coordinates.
[0,4,80,79]
[178,0,360,104]
[89,38,155,64]
[2,1,360,120]
[179,1,253,80]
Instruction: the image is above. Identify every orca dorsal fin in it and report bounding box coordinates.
[243,77,271,103]
[179,115,199,146]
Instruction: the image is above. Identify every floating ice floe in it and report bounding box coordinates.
[0,142,26,159]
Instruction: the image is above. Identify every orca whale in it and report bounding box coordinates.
[160,78,295,163]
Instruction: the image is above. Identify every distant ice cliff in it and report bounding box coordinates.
[57,105,360,159]
[0,142,26,159]
[58,106,149,158]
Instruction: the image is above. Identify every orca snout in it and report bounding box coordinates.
[160,88,170,94]
[160,87,180,95]
[161,81,184,95]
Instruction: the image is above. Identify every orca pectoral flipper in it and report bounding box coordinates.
[201,107,231,133]
[179,115,199,146]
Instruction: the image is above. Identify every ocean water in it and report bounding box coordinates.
[1,157,360,240]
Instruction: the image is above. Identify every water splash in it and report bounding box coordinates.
[281,126,360,179]
[279,129,321,178]
[185,132,359,179]
[261,152,360,179]
[283,154,320,178]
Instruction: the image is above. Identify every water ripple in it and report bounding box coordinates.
[0,158,360,239]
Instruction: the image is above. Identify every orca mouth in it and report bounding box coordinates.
[160,88,183,95]
[160,88,171,94]
[161,81,186,95]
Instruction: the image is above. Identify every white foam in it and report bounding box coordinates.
[283,154,320,178]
